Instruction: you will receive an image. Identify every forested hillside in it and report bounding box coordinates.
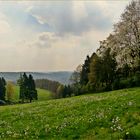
[55,0,140,98]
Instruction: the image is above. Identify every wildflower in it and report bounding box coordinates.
[128,101,133,106]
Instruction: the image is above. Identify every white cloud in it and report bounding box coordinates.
[0,13,11,34]
[29,32,59,48]
[0,1,131,71]
[26,1,113,35]
[0,20,10,34]
[25,6,34,13]
[72,1,88,22]
[25,27,110,71]
[92,1,131,23]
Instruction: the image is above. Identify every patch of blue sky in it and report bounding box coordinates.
[0,3,52,33]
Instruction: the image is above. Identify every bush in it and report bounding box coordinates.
[104,85,112,91]
[118,77,136,89]
[0,100,6,105]
[134,72,140,86]
[112,79,121,90]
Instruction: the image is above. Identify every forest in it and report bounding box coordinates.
[52,0,140,98]
[0,73,37,104]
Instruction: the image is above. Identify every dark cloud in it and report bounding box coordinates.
[31,32,58,48]
[28,1,113,36]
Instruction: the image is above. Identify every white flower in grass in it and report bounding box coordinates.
[6,130,12,135]
[128,101,133,106]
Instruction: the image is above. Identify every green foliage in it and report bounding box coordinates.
[71,84,82,96]
[102,48,117,86]
[35,79,60,94]
[18,73,38,103]
[87,48,117,92]
[13,86,51,101]
[80,55,90,85]
[28,74,38,101]
[6,82,14,101]
[113,73,140,90]
[56,85,64,98]
[122,63,130,78]
[134,72,140,86]
[73,0,140,95]
[0,77,6,101]
[0,87,140,139]
[88,53,102,88]
[55,85,72,98]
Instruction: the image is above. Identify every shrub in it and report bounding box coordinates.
[0,100,6,105]
[134,72,140,86]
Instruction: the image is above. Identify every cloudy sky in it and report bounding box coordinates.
[0,0,131,72]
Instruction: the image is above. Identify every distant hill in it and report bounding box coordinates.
[0,71,72,85]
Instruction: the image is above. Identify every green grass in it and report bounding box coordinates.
[0,87,140,139]
[13,86,52,101]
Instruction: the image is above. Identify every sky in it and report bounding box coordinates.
[0,0,131,72]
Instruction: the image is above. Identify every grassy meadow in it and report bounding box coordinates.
[0,87,140,139]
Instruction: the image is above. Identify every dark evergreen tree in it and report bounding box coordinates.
[102,48,117,88]
[62,85,67,98]
[88,53,102,90]
[67,85,72,97]
[18,74,25,102]
[61,85,72,98]
[80,55,90,85]
[28,74,37,102]
[122,64,130,78]
[23,73,29,100]
[0,77,6,101]
[18,73,38,103]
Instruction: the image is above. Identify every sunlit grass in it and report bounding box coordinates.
[0,87,140,139]
[12,86,51,101]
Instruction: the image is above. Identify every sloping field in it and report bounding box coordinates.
[13,86,52,101]
[0,87,140,139]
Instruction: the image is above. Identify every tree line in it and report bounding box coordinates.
[0,77,6,101]
[35,79,60,95]
[0,73,37,104]
[18,73,37,103]
[35,79,72,99]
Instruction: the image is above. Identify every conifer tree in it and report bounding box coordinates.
[18,73,37,103]
[80,55,90,85]
[28,74,37,102]
[0,77,6,101]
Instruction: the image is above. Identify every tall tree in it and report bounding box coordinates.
[18,74,25,102]
[102,48,117,87]
[114,0,140,69]
[28,74,37,102]
[18,73,38,103]
[70,64,82,85]
[6,82,14,101]
[56,85,64,98]
[80,55,90,85]
[0,77,6,101]
[88,53,102,89]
